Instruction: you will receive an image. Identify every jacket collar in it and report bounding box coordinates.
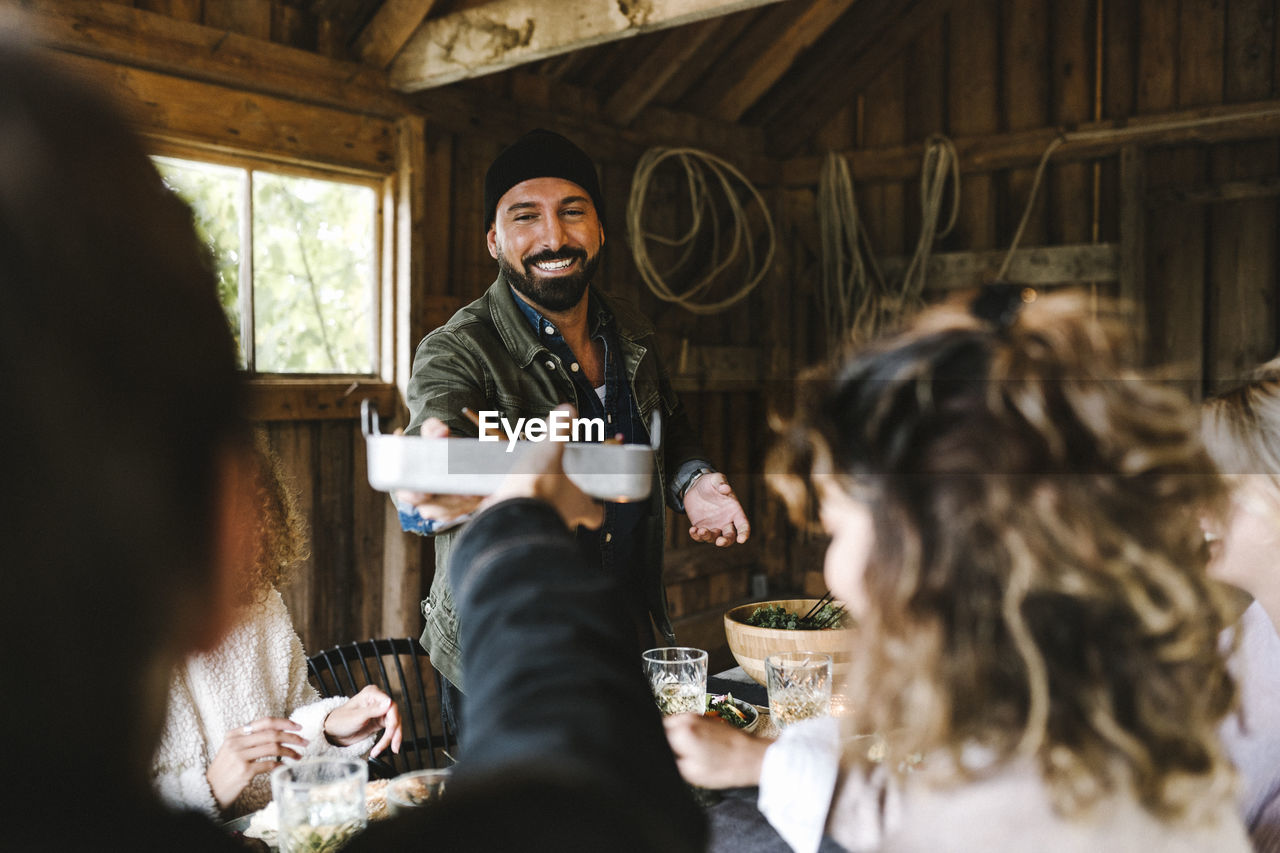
[485,272,654,367]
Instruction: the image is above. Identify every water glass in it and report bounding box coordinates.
[642,647,708,716]
[271,758,367,853]
[766,651,833,730]
[386,768,451,816]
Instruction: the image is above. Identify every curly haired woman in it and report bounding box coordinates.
[151,433,402,819]
[666,287,1249,852]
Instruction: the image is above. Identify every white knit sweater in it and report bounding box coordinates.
[150,588,371,818]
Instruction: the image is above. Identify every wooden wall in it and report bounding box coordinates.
[783,0,1280,390]
[44,0,1280,672]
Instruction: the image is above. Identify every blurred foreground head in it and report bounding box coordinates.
[0,37,245,796]
[772,287,1238,820]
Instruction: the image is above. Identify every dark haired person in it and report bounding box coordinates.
[0,33,251,851]
[395,129,750,731]
[665,288,1250,851]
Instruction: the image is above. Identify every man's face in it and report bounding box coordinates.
[487,177,605,313]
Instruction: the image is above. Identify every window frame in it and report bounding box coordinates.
[144,136,405,421]
[153,143,387,379]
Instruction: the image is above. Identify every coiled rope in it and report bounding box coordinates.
[818,134,959,345]
[627,147,776,316]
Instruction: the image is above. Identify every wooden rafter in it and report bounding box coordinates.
[24,0,406,118]
[763,0,960,156]
[354,0,441,69]
[388,0,788,91]
[692,0,862,123]
[604,18,721,127]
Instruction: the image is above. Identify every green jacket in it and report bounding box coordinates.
[405,275,707,691]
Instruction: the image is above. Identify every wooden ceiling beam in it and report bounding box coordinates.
[388,0,788,91]
[693,0,863,123]
[764,0,959,157]
[354,0,441,69]
[23,0,408,118]
[604,18,721,127]
[743,0,901,129]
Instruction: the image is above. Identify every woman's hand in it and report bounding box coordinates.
[207,717,307,811]
[664,713,769,789]
[323,685,403,758]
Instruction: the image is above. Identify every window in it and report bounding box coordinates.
[154,155,380,375]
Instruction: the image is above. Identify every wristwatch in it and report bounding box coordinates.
[682,466,714,500]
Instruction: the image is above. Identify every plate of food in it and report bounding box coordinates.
[704,693,760,733]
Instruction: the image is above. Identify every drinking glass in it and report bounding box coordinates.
[271,758,367,853]
[386,768,451,816]
[766,651,833,730]
[642,647,708,716]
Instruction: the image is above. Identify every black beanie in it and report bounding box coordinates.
[484,129,605,230]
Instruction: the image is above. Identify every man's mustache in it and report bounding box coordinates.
[523,248,588,267]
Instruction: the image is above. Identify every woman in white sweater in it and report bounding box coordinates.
[151,436,402,819]
[667,287,1249,851]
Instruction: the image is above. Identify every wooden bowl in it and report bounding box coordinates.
[724,599,855,686]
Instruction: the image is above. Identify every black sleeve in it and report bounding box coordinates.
[444,498,708,852]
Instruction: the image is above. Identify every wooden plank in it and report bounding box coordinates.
[246,379,399,421]
[1119,146,1146,351]
[1135,0,1178,115]
[689,0,861,123]
[861,53,907,255]
[202,0,272,40]
[395,116,427,394]
[744,0,902,130]
[604,18,720,127]
[1048,0,1093,245]
[1102,0,1136,120]
[947,0,999,251]
[45,52,397,173]
[1003,0,1051,247]
[782,98,1280,185]
[355,0,442,69]
[1207,0,1277,391]
[389,0,788,91]
[764,0,960,157]
[1140,0,1207,387]
[314,421,357,645]
[137,0,202,20]
[24,0,407,119]
[878,243,1119,290]
[272,4,318,51]
[1147,175,1280,205]
[655,8,756,104]
[350,423,386,641]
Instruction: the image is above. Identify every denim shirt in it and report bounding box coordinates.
[509,289,649,589]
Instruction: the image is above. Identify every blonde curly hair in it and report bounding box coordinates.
[770,288,1237,820]
[237,429,310,606]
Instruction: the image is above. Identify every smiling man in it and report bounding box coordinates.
[398,129,750,735]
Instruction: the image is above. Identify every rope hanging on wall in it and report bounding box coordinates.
[627,147,776,316]
[818,135,960,346]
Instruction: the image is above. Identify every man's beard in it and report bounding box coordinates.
[498,246,600,313]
